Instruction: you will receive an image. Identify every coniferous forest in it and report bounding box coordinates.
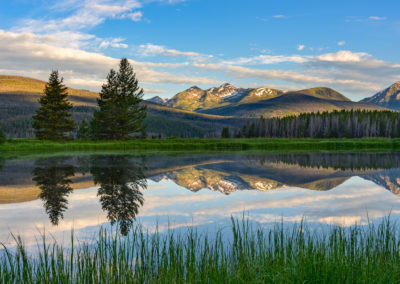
[237,110,400,138]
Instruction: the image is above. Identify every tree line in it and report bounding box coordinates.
[233,110,400,138]
[28,58,146,141]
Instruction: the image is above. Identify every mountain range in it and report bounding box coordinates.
[148,83,386,117]
[1,74,400,137]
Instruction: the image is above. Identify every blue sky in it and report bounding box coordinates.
[0,0,399,100]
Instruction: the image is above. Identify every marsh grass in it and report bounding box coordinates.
[2,218,400,283]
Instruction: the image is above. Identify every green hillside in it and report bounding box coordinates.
[201,91,385,117]
[0,75,98,106]
[0,75,240,138]
[287,87,351,101]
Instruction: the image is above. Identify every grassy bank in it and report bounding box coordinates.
[2,138,400,154]
[2,219,400,283]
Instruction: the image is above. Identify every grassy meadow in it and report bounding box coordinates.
[1,218,400,283]
[1,138,400,155]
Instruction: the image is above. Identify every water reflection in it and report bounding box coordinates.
[2,152,400,236]
[32,158,75,225]
[90,155,147,235]
[146,153,400,194]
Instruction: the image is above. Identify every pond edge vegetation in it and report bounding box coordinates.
[2,217,400,283]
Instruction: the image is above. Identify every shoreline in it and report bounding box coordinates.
[1,138,400,155]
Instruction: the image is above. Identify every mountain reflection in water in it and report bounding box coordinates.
[146,153,400,194]
[1,152,400,234]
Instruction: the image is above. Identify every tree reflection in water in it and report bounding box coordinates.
[90,155,147,235]
[32,157,75,225]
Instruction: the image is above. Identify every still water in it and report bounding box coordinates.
[1,152,400,248]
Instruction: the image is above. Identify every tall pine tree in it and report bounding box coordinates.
[91,58,147,140]
[32,71,75,140]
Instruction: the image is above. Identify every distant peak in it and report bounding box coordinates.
[212,83,236,93]
[386,81,400,94]
[219,82,235,88]
[188,85,202,91]
[147,96,168,105]
[391,81,400,87]
[149,95,162,100]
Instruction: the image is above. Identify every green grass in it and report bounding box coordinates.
[2,218,400,283]
[2,138,400,155]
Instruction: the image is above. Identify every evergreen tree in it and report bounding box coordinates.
[245,109,400,139]
[32,71,75,140]
[77,120,90,139]
[91,58,147,140]
[221,127,230,138]
[0,129,5,144]
[90,155,147,235]
[32,158,75,225]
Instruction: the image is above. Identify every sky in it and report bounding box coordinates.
[0,0,399,100]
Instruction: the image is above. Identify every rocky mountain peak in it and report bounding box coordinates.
[361,81,400,107]
[207,83,237,97]
[147,96,168,105]
[388,81,400,93]
[185,86,203,93]
[252,87,276,97]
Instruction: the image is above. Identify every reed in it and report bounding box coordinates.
[1,218,400,283]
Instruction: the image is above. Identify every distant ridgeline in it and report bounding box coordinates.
[1,74,400,139]
[237,110,400,138]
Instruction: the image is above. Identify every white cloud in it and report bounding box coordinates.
[99,38,129,49]
[143,88,168,94]
[191,48,400,95]
[316,50,368,62]
[222,54,307,65]
[87,2,135,15]
[0,29,219,91]
[136,43,210,59]
[121,11,143,22]
[12,0,144,50]
[338,41,346,46]
[272,14,287,19]
[369,16,386,21]
[297,44,305,51]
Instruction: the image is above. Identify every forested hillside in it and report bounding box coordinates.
[238,110,400,138]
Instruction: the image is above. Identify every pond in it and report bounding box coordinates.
[1,152,400,249]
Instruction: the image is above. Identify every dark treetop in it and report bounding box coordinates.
[32,71,75,140]
[91,58,147,140]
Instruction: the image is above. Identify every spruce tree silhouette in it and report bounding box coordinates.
[32,158,75,225]
[90,155,147,235]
